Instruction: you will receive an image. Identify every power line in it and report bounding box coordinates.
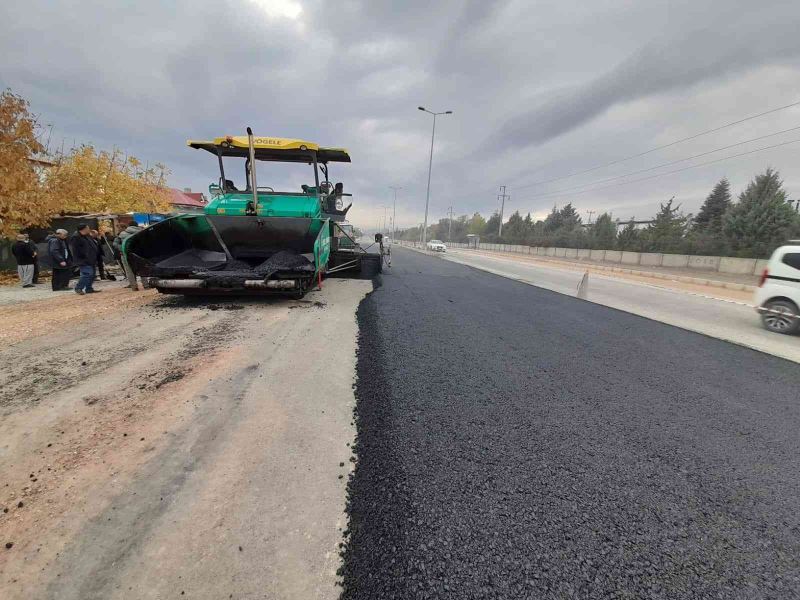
[512,136,800,204]
[514,125,800,199]
[507,98,800,192]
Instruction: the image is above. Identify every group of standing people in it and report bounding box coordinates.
[11,222,141,294]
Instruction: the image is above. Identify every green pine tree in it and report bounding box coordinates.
[617,219,640,251]
[543,205,563,232]
[591,212,617,249]
[504,211,527,243]
[485,212,502,240]
[694,178,731,232]
[723,168,799,257]
[558,203,582,230]
[641,197,689,252]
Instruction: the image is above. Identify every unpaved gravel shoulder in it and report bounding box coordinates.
[0,284,159,346]
[1,280,371,600]
[0,295,248,595]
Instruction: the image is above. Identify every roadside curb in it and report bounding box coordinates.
[575,262,756,292]
[405,246,756,293]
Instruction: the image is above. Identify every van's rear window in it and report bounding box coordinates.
[781,252,800,270]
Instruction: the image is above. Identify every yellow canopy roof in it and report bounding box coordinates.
[187,136,350,163]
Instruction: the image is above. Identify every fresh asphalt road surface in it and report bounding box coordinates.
[341,247,800,599]
[442,248,800,364]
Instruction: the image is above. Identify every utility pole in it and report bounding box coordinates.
[586,210,595,225]
[389,186,402,241]
[447,206,454,242]
[498,186,509,237]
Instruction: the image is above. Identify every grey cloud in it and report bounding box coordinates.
[487,10,800,152]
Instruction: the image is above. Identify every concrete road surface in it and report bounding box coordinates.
[341,247,800,599]
[0,279,370,599]
[440,248,800,363]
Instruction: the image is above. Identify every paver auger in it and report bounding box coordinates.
[123,129,384,297]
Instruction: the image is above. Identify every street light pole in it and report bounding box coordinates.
[389,186,402,242]
[419,106,452,248]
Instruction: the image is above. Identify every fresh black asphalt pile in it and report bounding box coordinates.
[340,247,800,599]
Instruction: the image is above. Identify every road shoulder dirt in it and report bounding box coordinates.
[1,280,371,600]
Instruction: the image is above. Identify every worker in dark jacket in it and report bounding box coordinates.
[70,223,100,295]
[112,223,143,255]
[11,234,36,287]
[25,234,40,284]
[47,229,72,291]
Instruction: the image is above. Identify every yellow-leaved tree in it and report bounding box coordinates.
[0,90,58,237]
[45,146,172,215]
[1,89,173,238]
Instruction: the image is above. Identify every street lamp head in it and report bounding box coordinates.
[418,106,426,111]
[445,111,453,114]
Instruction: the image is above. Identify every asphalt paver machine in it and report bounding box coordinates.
[123,128,384,297]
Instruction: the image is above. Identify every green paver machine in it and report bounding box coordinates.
[123,129,383,297]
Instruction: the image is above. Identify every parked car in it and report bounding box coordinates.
[427,239,447,252]
[754,243,800,334]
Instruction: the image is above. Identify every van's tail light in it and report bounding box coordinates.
[758,268,769,287]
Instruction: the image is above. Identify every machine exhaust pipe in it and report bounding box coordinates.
[247,126,259,214]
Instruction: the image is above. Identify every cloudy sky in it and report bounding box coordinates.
[3,0,800,231]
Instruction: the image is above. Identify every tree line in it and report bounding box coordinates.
[0,89,171,239]
[395,169,800,258]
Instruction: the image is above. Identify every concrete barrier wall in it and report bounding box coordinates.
[621,252,640,265]
[719,257,755,274]
[662,254,690,268]
[589,249,605,261]
[688,255,721,271]
[400,240,766,276]
[640,253,663,267]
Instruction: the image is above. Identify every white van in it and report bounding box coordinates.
[754,243,800,334]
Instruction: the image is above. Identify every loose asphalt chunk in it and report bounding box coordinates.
[339,248,800,600]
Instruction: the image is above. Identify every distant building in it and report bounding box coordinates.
[169,188,207,213]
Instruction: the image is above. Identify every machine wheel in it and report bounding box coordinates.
[761,299,800,334]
